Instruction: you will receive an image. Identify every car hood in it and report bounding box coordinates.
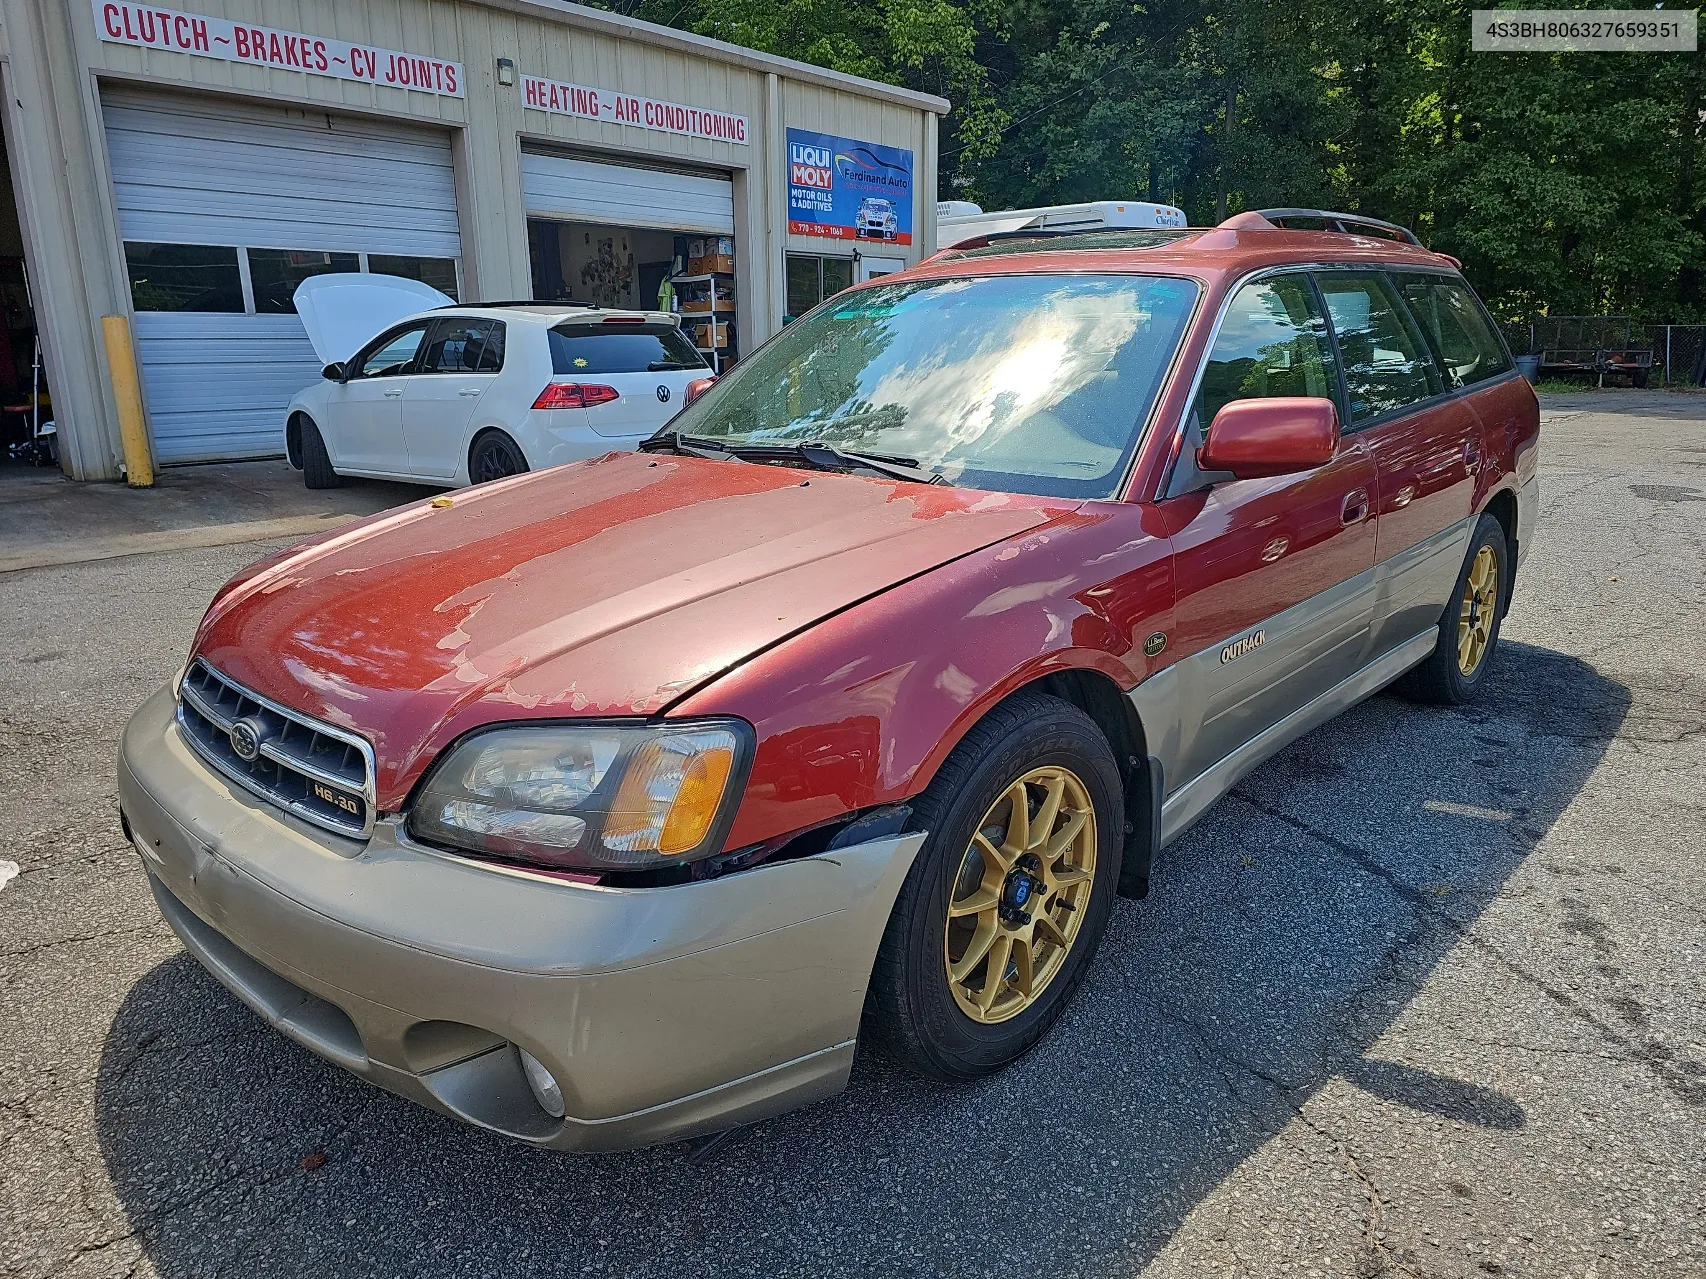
[293,273,455,364]
[193,452,1076,809]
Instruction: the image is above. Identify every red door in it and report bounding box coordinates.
[1325,270,1485,654]
[1155,271,1380,792]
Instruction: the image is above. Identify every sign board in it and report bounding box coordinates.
[787,129,914,245]
[92,2,464,96]
[522,76,749,145]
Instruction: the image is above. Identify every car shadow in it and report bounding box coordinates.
[93,640,1630,1278]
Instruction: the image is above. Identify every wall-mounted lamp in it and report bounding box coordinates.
[496,57,516,87]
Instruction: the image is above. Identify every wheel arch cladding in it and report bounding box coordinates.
[1482,487,1518,608]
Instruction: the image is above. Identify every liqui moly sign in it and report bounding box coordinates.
[92,2,464,97]
[522,75,749,145]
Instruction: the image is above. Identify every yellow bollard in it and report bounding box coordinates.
[100,314,154,487]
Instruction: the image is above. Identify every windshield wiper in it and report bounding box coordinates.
[791,441,947,485]
[638,433,945,484]
[638,431,738,461]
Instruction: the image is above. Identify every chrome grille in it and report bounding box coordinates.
[176,660,376,838]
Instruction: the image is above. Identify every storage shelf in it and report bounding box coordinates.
[670,272,735,283]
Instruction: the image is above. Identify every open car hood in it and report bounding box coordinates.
[292,273,455,364]
[192,452,1076,809]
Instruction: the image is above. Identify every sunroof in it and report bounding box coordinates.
[944,229,1196,258]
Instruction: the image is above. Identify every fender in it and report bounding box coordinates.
[675,500,1178,853]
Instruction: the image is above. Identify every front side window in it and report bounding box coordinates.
[666,273,1201,499]
[125,243,243,312]
[1194,274,1338,426]
[1392,273,1513,390]
[369,254,460,301]
[549,323,704,374]
[1316,271,1442,423]
[247,249,360,313]
[421,319,504,374]
[351,323,429,378]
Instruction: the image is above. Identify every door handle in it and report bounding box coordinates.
[1341,488,1370,525]
[383,388,403,398]
[458,387,482,397]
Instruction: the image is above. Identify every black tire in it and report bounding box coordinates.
[863,692,1124,1081]
[299,416,341,490]
[469,430,529,484]
[1396,512,1510,705]
[1631,368,1650,389]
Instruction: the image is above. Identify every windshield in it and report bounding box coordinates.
[661,273,1200,498]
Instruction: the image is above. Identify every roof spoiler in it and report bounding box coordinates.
[1217,208,1424,246]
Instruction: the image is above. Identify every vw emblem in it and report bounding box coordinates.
[656,384,671,403]
[228,717,265,762]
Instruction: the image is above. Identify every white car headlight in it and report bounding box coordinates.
[407,720,752,872]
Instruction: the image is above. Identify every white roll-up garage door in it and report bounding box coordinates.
[104,90,461,462]
[521,151,734,235]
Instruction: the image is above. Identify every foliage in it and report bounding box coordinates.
[602,0,1706,320]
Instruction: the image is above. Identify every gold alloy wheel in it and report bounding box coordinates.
[943,765,1097,1024]
[1457,544,1499,676]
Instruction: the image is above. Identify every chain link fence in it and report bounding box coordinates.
[1501,320,1706,384]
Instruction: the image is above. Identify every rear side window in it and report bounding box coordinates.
[549,323,706,375]
[421,319,505,373]
[1392,274,1513,389]
[1316,272,1442,423]
[1194,274,1338,426]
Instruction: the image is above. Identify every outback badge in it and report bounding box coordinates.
[1220,629,1266,664]
[1143,631,1168,657]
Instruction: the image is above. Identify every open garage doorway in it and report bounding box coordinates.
[0,87,54,471]
[528,218,739,373]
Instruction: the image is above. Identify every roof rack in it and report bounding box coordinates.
[1251,208,1423,246]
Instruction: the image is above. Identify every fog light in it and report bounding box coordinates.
[517,1046,565,1118]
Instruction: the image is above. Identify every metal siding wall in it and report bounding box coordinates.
[780,80,932,265]
[520,152,734,233]
[102,90,461,461]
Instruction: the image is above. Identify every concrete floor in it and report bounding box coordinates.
[0,399,1703,1278]
[0,459,429,573]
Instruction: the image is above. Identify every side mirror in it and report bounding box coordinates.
[321,362,346,382]
[685,376,716,406]
[1199,397,1339,481]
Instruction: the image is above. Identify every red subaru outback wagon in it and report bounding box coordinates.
[119,209,1539,1150]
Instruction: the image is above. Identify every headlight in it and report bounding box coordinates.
[407,720,752,872]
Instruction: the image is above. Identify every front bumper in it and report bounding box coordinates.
[118,686,923,1151]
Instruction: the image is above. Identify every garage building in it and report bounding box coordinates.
[0,0,946,480]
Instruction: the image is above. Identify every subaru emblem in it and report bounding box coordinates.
[228,717,265,762]
[656,385,671,403]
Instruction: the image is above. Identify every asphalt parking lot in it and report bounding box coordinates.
[3,394,1703,1279]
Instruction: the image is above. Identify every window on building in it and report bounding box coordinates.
[1391,273,1514,390]
[368,255,460,301]
[124,243,244,312]
[247,249,360,313]
[785,254,854,321]
[1316,271,1442,423]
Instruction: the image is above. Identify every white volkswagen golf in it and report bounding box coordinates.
[284,275,713,489]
